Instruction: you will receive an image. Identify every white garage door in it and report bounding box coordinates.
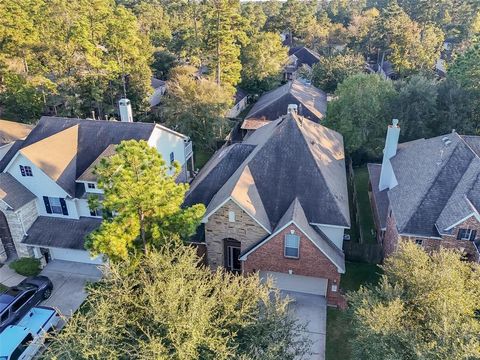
[260,271,328,296]
[49,247,103,265]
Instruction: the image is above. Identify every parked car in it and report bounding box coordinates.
[0,306,60,360]
[0,276,53,332]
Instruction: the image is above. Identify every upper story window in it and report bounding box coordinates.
[284,233,300,258]
[43,196,68,216]
[170,151,175,164]
[87,183,96,189]
[457,228,477,241]
[415,238,423,246]
[19,165,33,177]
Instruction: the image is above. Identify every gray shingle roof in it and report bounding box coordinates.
[0,173,35,210]
[22,216,101,250]
[242,80,326,129]
[367,163,389,230]
[288,47,321,68]
[187,112,350,230]
[386,133,480,236]
[0,117,156,196]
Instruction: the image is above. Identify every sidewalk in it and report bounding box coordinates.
[0,264,26,287]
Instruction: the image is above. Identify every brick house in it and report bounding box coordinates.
[368,120,480,261]
[185,112,350,306]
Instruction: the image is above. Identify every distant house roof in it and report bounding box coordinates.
[242,80,327,130]
[234,87,248,104]
[0,117,157,197]
[288,47,321,68]
[151,77,165,89]
[22,216,102,250]
[0,173,35,210]
[186,112,350,231]
[370,133,480,237]
[0,120,33,147]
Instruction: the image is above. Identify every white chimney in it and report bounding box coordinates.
[379,119,400,191]
[287,104,298,114]
[118,98,133,122]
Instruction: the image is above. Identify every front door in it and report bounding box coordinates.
[224,238,241,272]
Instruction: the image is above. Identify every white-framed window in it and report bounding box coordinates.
[43,196,68,215]
[458,228,477,241]
[415,238,423,246]
[87,183,96,189]
[284,233,300,258]
[228,211,235,222]
[19,165,33,177]
[89,207,103,217]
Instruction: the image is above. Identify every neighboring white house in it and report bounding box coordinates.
[150,77,167,107]
[227,88,248,119]
[0,116,193,265]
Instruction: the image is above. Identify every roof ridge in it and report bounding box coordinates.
[459,133,480,160]
[245,82,291,119]
[293,115,350,226]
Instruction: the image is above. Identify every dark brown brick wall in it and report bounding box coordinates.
[243,224,343,306]
[384,211,480,262]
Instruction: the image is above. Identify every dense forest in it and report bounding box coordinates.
[0,0,478,156]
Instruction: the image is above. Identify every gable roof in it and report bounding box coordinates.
[1,117,156,197]
[240,198,345,272]
[186,112,350,232]
[386,132,480,236]
[77,144,116,182]
[288,47,321,68]
[0,120,33,147]
[242,80,326,130]
[0,173,35,210]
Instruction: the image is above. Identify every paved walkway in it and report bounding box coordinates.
[0,263,26,287]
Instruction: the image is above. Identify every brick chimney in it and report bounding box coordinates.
[379,119,400,191]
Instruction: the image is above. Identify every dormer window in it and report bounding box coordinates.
[19,165,33,177]
[87,183,96,189]
[284,233,300,258]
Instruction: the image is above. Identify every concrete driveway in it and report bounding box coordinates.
[40,260,102,316]
[283,291,327,360]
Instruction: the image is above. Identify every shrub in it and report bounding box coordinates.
[9,258,41,277]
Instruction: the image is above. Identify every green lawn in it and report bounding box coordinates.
[326,261,382,360]
[194,148,214,170]
[353,166,376,244]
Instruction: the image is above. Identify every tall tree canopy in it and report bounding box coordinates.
[85,140,204,261]
[44,246,310,359]
[348,242,480,360]
[161,65,233,151]
[326,74,396,158]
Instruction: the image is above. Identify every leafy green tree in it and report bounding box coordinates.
[390,75,439,141]
[348,8,380,54]
[449,41,480,93]
[0,71,44,122]
[161,65,233,151]
[278,0,317,42]
[44,245,310,359]
[151,50,178,80]
[241,1,267,37]
[85,140,204,261]
[348,242,480,360]
[202,0,247,89]
[326,74,396,158]
[311,51,365,92]
[240,32,288,93]
[133,1,172,48]
[373,0,444,76]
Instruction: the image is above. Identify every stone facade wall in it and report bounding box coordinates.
[384,209,480,262]
[243,224,343,306]
[0,199,38,258]
[204,200,268,270]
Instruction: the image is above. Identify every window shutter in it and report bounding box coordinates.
[59,198,68,216]
[471,230,477,241]
[457,230,462,240]
[19,165,25,176]
[43,197,52,214]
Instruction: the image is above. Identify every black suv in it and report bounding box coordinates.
[0,276,53,332]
